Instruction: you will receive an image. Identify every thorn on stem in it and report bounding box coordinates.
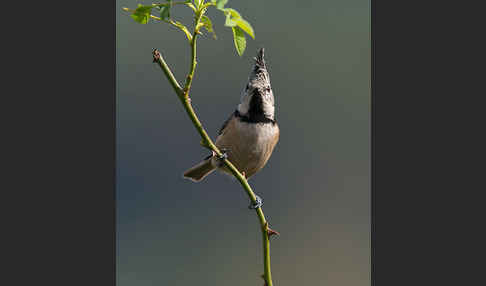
[264,222,280,238]
[267,227,280,238]
[153,49,161,63]
[260,274,267,286]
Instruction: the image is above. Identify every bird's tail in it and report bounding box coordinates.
[182,157,216,182]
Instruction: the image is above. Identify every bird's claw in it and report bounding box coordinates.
[214,149,229,167]
[249,194,263,209]
[218,148,229,160]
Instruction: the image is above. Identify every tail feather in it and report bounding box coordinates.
[183,158,216,182]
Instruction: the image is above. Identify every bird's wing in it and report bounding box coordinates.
[218,111,236,136]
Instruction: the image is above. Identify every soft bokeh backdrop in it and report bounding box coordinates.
[116,1,370,285]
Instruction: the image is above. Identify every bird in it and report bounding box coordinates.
[183,48,279,194]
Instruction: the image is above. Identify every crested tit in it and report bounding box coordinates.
[183,48,279,182]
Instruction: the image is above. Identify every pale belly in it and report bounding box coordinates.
[213,119,279,178]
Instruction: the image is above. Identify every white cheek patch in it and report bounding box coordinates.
[237,94,251,115]
[263,90,275,119]
[263,101,275,119]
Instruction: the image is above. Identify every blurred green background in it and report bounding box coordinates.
[116,1,370,285]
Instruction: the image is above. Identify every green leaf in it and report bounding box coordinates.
[185,2,197,11]
[200,15,217,39]
[231,26,246,56]
[130,4,155,24]
[202,1,215,9]
[223,8,242,27]
[131,13,149,24]
[194,0,203,9]
[215,0,228,9]
[234,18,254,39]
[224,13,237,27]
[223,8,241,19]
[153,1,169,9]
[136,3,154,12]
[159,6,170,20]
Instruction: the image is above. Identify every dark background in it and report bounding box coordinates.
[117,1,370,286]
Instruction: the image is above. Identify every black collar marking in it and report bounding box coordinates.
[234,110,276,124]
[217,109,275,136]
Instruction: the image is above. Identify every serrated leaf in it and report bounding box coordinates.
[200,15,217,39]
[234,18,254,39]
[216,0,228,9]
[232,26,246,56]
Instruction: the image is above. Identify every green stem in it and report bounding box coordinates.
[183,12,203,96]
[151,8,274,286]
[152,50,184,97]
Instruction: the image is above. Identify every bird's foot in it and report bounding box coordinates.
[214,149,229,167]
[248,194,263,209]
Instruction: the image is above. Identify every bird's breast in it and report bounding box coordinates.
[235,120,279,152]
[215,117,279,178]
